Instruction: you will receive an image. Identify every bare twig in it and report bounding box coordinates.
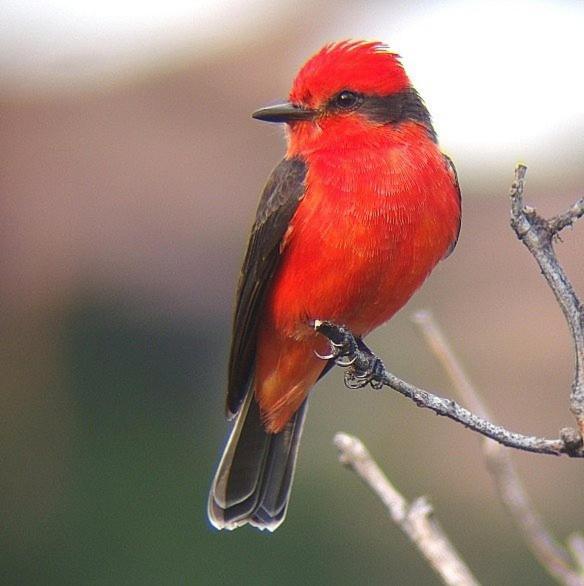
[315,318,584,457]
[411,310,486,417]
[334,432,480,586]
[510,165,584,435]
[547,200,584,234]
[413,310,584,586]
[568,534,584,575]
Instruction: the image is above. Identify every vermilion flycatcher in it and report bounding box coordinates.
[208,41,461,531]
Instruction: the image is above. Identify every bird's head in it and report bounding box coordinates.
[252,41,435,155]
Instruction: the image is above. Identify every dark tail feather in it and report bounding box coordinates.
[208,390,308,531]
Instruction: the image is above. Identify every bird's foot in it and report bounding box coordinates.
[313,320,386,390]
[344,358,386,390]
[313,320,358,366]
[344,337,385,390]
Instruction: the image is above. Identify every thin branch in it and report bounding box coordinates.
[413,310,584,586]
[315,318,584,457]
[510,165,584,435]
[334,432,480,586]
[547,199,584,234]
[568,534,584,575]
[411,310,487,417]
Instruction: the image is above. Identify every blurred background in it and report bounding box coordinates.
[2,0,584,584]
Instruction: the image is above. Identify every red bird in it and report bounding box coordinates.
[208,41,461,531]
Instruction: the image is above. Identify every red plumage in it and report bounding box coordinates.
[208,40,461,531]
[290,41,410,106]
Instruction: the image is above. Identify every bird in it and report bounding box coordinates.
[208,40,461,531]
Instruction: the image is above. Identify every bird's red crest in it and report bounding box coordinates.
[289,40,410,107]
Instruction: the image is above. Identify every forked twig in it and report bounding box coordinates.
[334,433,480,586]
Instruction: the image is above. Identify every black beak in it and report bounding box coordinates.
[252,102,316,123]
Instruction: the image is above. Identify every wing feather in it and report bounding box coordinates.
[226,157,307,417]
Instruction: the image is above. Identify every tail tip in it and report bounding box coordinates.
[207,492,285,532]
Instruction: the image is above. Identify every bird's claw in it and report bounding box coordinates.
[335,355,357,367]
[314,344,357,367]
[313,348,356,365]
[313,321,358,366]
[313,320,386,390]
[344,356,385,390]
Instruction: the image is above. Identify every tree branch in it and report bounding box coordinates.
[334,432,480,586]
[413,310,584,586]
[510,165,584,435]
[315,318,584,457]
[568,533,584,575]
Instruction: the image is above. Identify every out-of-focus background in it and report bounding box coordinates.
[2,1,584,584]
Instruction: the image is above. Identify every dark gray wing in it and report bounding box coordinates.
[226,157,307,417]
[443,154,462,258]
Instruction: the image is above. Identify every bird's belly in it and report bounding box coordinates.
[255,138,460,431]
[267,193,453,338]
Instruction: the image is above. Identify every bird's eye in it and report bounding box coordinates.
[332,90,361,110]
